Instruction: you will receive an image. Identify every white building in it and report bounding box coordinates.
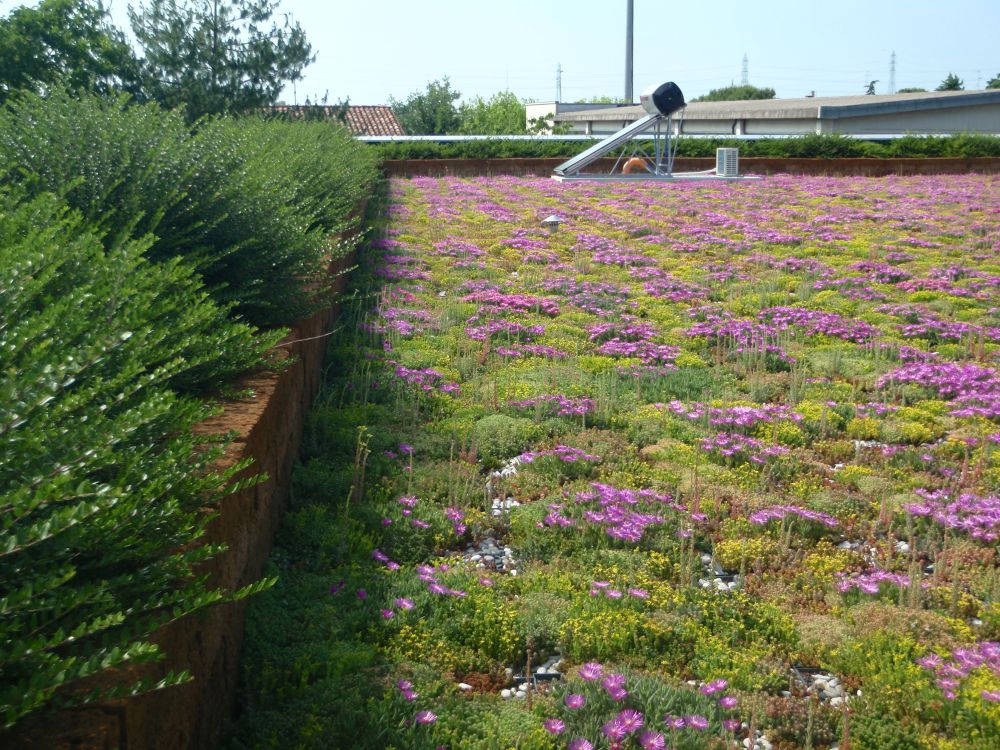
[543,90,1000,137]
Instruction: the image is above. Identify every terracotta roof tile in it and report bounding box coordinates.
[265,105,405,136]
[344,105,405,136]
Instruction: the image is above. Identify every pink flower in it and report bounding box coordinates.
[616,708,644,733]
[396,679,412,691]
[380,609,395,619]
[602,673,626,690]
[628,587,649,599]
[543,718,565,734]
[700,678,728,694]
[723,719,741,732]
[568,740,593,750]
[402,689,418,701]
[602,719,628,740]
[415,710,437,724]
[478,577,494,587]
[579,662,603,681]
[685,715,709,730]
[639,731,666,750]
[719,695,738,710]
[607,686,628,701]
[565,693,586,709]
[394,597,415,610]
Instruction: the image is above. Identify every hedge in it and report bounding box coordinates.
[0,91,379,731]
[372,133,1000,161]
[0,89,379,327]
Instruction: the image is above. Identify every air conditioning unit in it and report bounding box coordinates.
[716,148,739,177]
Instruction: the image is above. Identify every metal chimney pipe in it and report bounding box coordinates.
[625,0,634,102]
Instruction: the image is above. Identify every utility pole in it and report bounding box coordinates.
[741,53,748,86]
[889,51,896,94]
[625,0,634,102]
[556,63,563,102]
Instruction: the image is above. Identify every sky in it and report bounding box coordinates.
[5,0,1000,104]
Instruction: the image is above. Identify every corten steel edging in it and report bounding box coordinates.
[382,157,1000,178]
[6,223,364,750]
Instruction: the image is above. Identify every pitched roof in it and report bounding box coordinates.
[265,104,405,135]
[344,105,405,136]
[555,89,1000,122]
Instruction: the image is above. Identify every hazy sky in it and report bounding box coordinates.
[6,0,1000,104]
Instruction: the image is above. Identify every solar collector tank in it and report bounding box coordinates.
[640,82,686,116]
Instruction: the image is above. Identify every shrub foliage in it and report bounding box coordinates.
[0,88,378,731]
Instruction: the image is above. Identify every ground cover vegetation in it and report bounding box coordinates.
[232,173,1000,749]
[0,89,377,731]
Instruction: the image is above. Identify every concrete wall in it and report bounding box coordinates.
[7,251,359,750]
[824,104,1000,134]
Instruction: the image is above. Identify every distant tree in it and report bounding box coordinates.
[0,0,140,103]
[527,113,571,135]
[129,0,313,121]
[987,74,1000,89]
[457,91,527,135]
[865,80,878,95]
[936,73,964,91]
[575,95,628,104]
[896,87,928,93]
[389,77,461,134]
[691,84,776,102]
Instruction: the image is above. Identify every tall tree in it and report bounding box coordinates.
[691,84,776,102]
[129,0,313,120]
[0,0,140,103]
[389,77,461,135]
[936,73,964,91]
[458,91,527,135]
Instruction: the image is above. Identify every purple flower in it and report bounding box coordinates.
[565,693,586,709]
[329,580,346,595]
[380,609,395,619]
[399,443,414,455]
[579,662,603,681]
[543,718,565,735]
[639,731,666,750]
[723,719,741,731]
[616,708,644,733]
[415,710,437,724]
[568,740,593,750]
[607,686,629,701]
[719,695,738,710]
[685,715,709,730]
[602,719,628,740]
[356,588,366,599]
[602,673,626,690]
[394,597,414,610]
